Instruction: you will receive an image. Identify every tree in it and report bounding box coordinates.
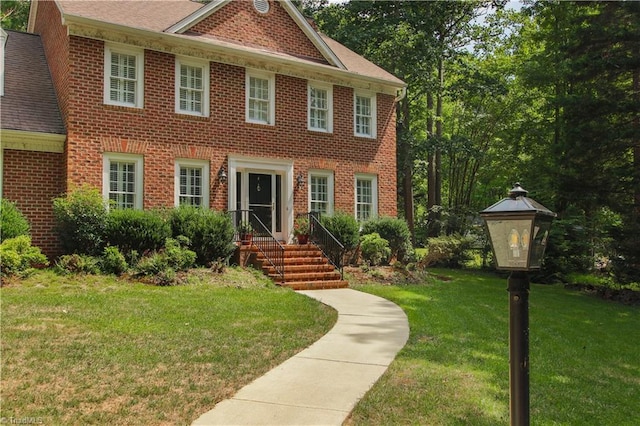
[1,0,30,31]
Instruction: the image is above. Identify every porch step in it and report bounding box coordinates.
[248,243,349,290]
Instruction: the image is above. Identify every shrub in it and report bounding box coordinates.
[360,217,413,262]
[134,237,196,285]
[102,246,128,275]
[0,236,49,277]
[169,206,235,265]
[105,208,171,256]
[53,186,108,255]
[55,254,101,275]
[319,211,359,250]
[420,234,474,268]
[1,199,30,242]
[360,233,391,266]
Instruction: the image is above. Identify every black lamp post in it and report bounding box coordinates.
[480,183,556,426]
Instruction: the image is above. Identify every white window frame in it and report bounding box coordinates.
[354,91,377,139]
[354,174,378,222]
[103,44,144,108]
[307,82,333,133]
[174,159,210,207]
[245,70,275,125]
[308,170,334,215]
[175,57,210,117]
[103,153,144,210]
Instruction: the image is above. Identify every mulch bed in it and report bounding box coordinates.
[564,283,640,306]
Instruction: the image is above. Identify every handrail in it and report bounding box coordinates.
[307,212,345,279]
[229,210,285,283]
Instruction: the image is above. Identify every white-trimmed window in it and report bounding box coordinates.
[175,159,210,207]
[246,70,275,125]
[103,153,143,209]
[355,174,378,222]
[175,58,209,117]
[308,82,333,132]
[308,170,334,215]
[104,44,144,108]
[354,92,376,138]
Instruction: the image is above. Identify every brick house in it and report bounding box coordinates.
[1,0,405,260]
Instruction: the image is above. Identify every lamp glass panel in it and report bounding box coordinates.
[528,219,552,269]
[486,219,533,270]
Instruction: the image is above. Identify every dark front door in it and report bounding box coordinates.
[248,172,282,238]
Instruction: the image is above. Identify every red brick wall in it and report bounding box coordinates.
[2,150,65,258]
[191,0,327,63]
[62,37,397,217]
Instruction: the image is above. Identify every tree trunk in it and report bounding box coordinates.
[435,57,444,208]
[634,56,640,218]
[399,97,415,240]
[427,92,436,210]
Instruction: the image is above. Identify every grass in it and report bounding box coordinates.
[0,268,337,425]
[346,268,640,425]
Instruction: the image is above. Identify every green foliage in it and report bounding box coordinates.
[360,217,413,262]
[105,208,171,256]
[53,186,108,256]
[169,206,235,265]
[420,234,474,268]
[102,246,128,276]
[0,236,48,277]
[0,199,30,242]
[360,233,391,266]
[55,254,101,275]
[134,238,196,285]
[0,0,31,31]
[320,211,359,250]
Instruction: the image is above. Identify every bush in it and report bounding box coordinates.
[55,254,101,275]
[169,206,235,265]
[105,209,171,256]
[53,186,108,256]
[420,234,474,268]
[102,246,128,275]
[360,217,413,262]
[0,236,49,277]
[319,211,360,250]
[134,237,196,285]
[360,233,391,266]
[1,199,30,242]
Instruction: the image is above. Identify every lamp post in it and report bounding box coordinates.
[480,183,556,426]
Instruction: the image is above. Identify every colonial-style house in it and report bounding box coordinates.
[1,0,405,285]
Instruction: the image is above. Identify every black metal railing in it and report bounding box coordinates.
[229,210,285,283]
[307,212,345,279]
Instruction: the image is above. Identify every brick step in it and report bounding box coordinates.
[279,280,349,290]
[263,264,336,274]
[270,271,343,282]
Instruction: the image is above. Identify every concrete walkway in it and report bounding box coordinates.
[192,288,409,425]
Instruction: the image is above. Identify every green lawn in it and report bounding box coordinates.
[347,268,640,425]
[0,268,337,425]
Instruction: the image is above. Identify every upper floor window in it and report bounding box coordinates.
[308,83,333,133]
[309,170,334,215]
[175,159,210,207]
[354,92,376,138]
[175,58,210,117]
[104,44,144,108]
[103,153,143,209]
[355,174,378,222]
[246,70,275,125]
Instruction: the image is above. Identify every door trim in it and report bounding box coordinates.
[228,155,294,241]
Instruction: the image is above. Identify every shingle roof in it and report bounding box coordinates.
[55,0,404,87]
[1,30,65,135]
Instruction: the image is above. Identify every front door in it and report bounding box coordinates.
[246,172,282,239]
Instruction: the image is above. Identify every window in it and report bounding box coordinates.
[308,83,333,132]
[175,159,210,207]
[246,70,275,125]
[104,45,144,108]
[103,154,143,209]
[175,58,209,116]
[354,92,376,138]
[309,171,334,215]
[355,174,378,222]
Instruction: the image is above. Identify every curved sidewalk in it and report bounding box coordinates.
[192,288,409,425]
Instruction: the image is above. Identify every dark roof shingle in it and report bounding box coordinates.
[1,30,66,135]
